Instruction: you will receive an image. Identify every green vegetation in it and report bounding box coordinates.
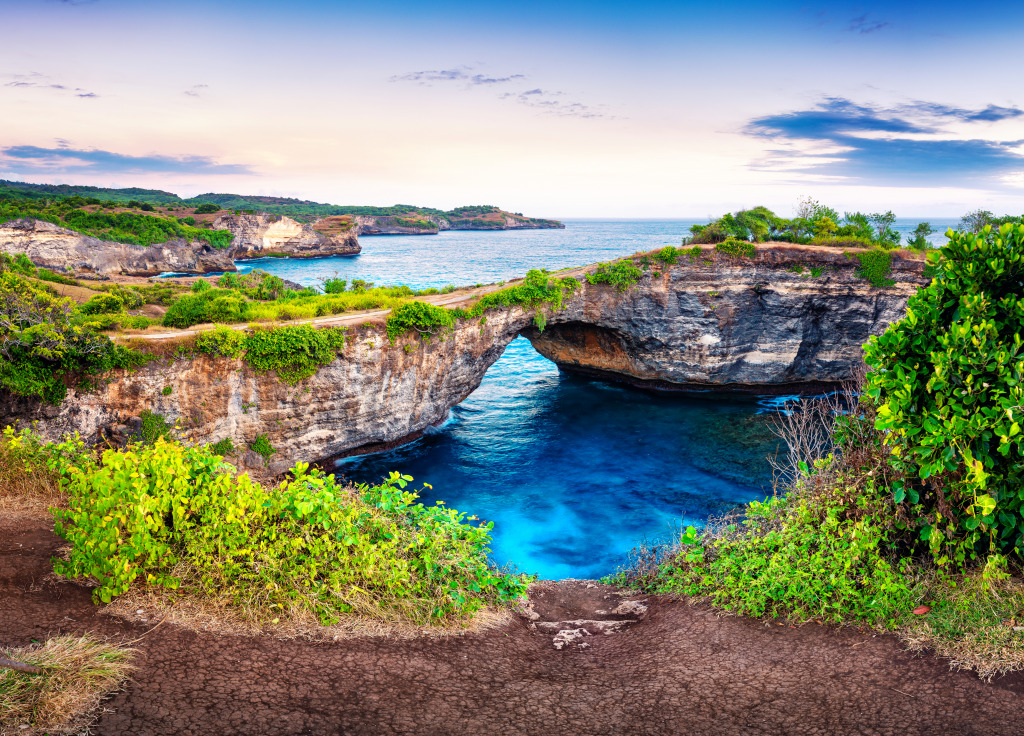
[138,410,173,444]
[865,223,1024,560]
[0,260,152,403]
[585,260,643,291]
[611,226,1024,677]
[248,434,276,459]
[192,324,348,383]
[714,239,757,259]
[848,249,895,287]
[386,301,458,341]
[32,433,526,624]
[208,437,235,457]
[0,192,233,248]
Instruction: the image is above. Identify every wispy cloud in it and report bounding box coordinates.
[184,84,209,98]
[501,88,612,120]
[746,97,1024,184]
[846,13,890,34]
[0,145,255,175]
[390,66,525,86]
[5,72,98,98]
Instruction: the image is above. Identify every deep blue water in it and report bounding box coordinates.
[221,218,950,579]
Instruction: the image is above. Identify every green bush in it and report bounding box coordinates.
[323,277,347,294]
[52,439,527,623]
[161,289,249,328]
[80,293,125,315]
[586,260,643,291]
[195,324,246,358]
[192,203,220,215]
[248,434,276,459]
[208,437,235,456]
[848,248,894,287]
[865,224,1024,560]
[242,325,347,383]
[653,246,681,265]
[139,410,173,444]
[714,240,757,259]
[386,301,456,341]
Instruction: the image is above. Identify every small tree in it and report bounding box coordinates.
[959,209,995,234]
[869,211,900,249]
[906,221,935,251]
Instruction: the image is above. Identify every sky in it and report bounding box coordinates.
[1,0,1023,218]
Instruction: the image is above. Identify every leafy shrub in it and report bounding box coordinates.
[848,248,894,287]
[161,289,249,328]
[386,301,456,341]
[52,439,527,622]
[864,223,1024,560]
[323,277,347,294]
[195,324,246,358]
[80,293,125,315]
[208,437,235,457]
[653,246,681,265]
[714,240,756,259]
[138,410,173,445]
[218,270,286,301]
[161,386,172,396]
[242,325,347,383]
[192,279,211,293]
[248,434,276,459]
[0,271,137,403]
[586,260,643,291]
[192,203,220,215]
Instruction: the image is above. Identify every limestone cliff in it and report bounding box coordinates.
[353,212,564,235]
[2,244,926,470]
[215,214,360,259]
[0,218,235,277]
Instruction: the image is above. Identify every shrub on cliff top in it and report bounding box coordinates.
[52,437,527,624]
[585,260,642,291]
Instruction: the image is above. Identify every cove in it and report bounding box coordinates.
[241,221,791,578]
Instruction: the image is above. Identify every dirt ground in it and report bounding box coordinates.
[3,513,1023,736]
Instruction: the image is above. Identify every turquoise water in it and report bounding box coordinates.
[229,218,945,579]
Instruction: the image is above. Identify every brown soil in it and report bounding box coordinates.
[3,513,1022,736]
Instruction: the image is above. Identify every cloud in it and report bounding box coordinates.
[846,13,890,34]
[0,145,255,176]
[745,97,1024,184]
[184,84,209,97]
[390,66,525,86]
[5,72,98,98]
[501,88,613,120]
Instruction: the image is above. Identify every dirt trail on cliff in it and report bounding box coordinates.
[3,513,1021,736]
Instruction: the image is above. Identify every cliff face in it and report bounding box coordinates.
[353,213,564,235]
[3,245,926,470]
[0,218,235,277]
[216,214,360,259]
[527,245,926,392]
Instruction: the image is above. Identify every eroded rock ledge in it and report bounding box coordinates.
[2,244,926,471]
[0,213,360,277]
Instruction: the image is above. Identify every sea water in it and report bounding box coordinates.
[230,218,954,579]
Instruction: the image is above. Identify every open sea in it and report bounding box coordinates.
[228,218,956,579]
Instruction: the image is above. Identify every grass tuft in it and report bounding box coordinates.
[0,635,134,735]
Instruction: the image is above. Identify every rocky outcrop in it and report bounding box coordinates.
[2,244,926,470]
[215,214,360,259]
[0,218,235,277]
[352,215,439,236]
[353,213,564,235]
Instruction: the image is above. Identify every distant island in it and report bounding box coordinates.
[0,179,564,235]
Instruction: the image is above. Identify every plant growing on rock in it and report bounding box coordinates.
[586,260,642,291]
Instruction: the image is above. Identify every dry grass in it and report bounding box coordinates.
[900,567,1024,680]
[0,636,134,736]
[0,441,66,514]
[104,585,512,642]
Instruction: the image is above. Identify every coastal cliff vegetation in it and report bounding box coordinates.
[615,224,1024,677]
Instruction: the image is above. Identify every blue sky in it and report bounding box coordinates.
[2,0,1022,216]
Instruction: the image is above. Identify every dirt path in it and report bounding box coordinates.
[3,514,1022,736]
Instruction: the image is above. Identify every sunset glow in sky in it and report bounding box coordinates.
[3,0,1023,217]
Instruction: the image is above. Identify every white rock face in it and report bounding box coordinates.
[215,214,360,259]
[0,218,234,276]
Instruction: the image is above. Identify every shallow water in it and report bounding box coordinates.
[225,218,943,578]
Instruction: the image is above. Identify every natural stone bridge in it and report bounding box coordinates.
[6,244,926,474]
